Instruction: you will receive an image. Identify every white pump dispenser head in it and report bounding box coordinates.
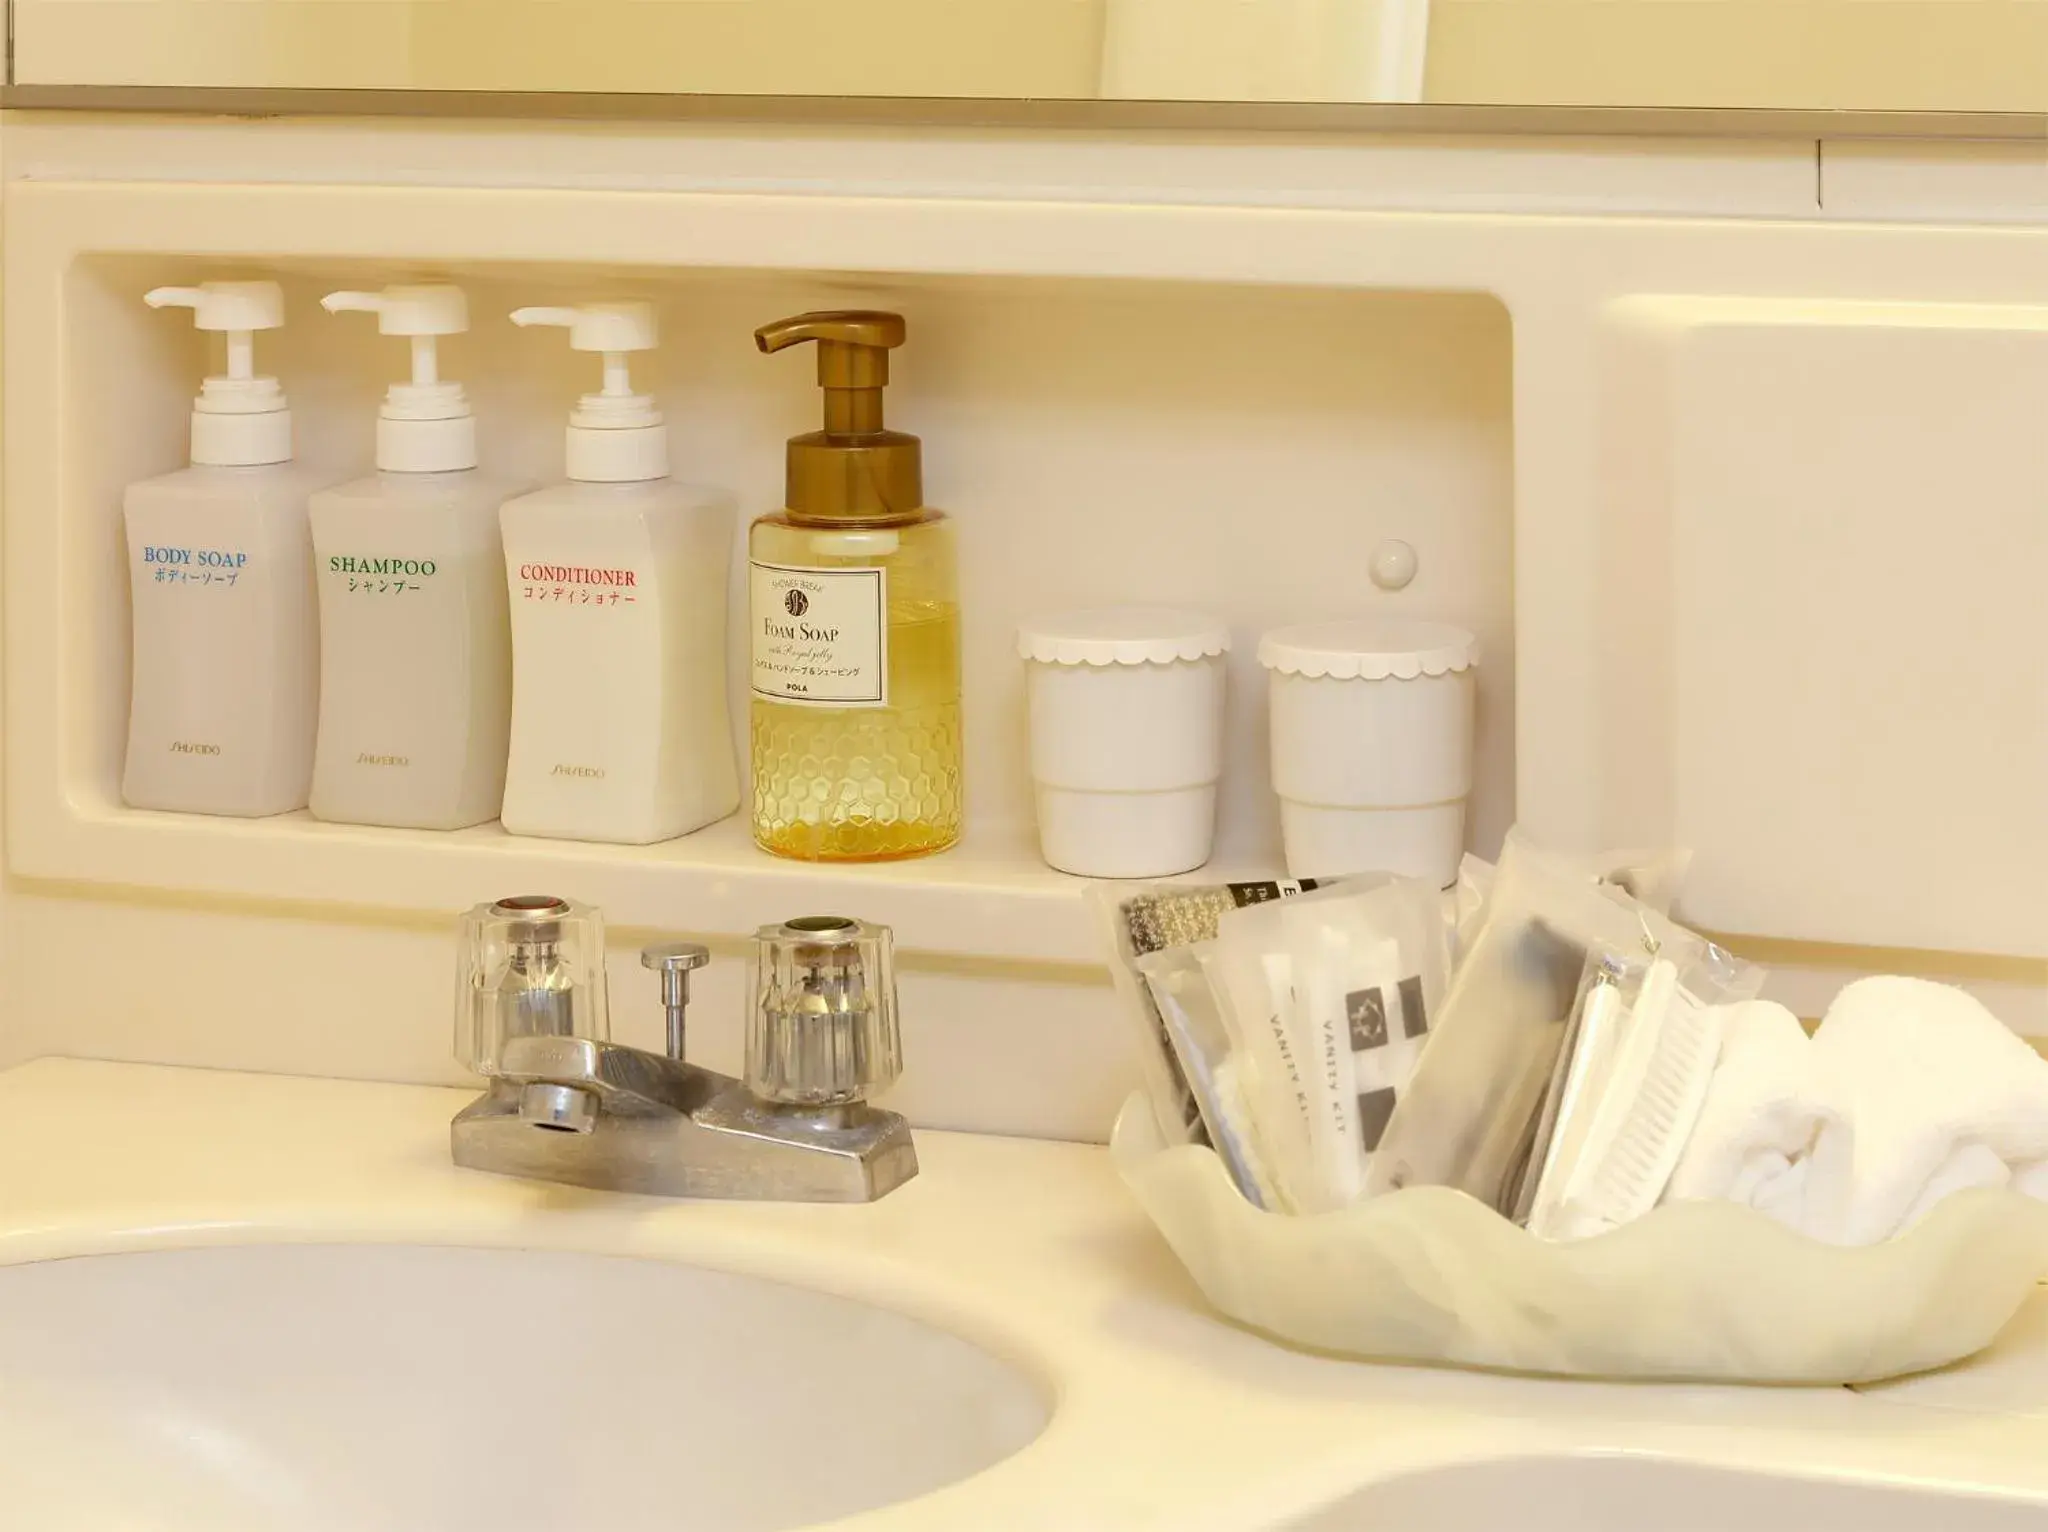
[145,280,292,468]
[510,302,668,484]
[322,284,477,474]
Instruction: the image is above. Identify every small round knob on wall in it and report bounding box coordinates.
[1370,539,1418,592]
[745,916,903,1110]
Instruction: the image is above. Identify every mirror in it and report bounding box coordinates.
[9,0,2044,115]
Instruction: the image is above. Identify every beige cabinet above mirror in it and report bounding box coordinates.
[10,0,2047,114]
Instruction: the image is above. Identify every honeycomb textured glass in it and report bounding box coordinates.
[749,514,962,862]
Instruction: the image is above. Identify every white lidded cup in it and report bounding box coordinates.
[1019,607,1231,879]
[1259,618,1479,888]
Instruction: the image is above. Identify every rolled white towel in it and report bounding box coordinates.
[1893,1141,2012,1235]
[2015,1158,2048,1202]
[1663,1000,1833,1222]
[1803,977,2048,1246]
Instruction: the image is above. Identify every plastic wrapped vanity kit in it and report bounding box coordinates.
[1103,833,2048,1382]
[1207,879,1448,1214]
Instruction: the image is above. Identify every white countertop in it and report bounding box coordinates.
[6,1057,2048,1529]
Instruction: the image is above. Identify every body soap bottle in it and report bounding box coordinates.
[498,302,739,845]
[750,311,961,861]
[308,285,527,830]
[123,281,324,816]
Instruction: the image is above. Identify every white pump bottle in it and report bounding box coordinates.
[497,302,739,845]
[123,280,327,817]
[307,284,527,830]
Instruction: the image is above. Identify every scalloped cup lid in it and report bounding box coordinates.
[1258,619,1479,681]
[1018,606,1231,667]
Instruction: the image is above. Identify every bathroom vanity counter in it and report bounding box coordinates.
[5,1056,2048,1530]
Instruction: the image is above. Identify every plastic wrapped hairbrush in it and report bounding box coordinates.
[1517,938,1762,1241]
[1364,833,1715,1211]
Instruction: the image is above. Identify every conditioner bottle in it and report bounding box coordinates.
[498,302,738,845]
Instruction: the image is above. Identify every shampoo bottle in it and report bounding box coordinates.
[123,281,325,816]
[498,302,739,845]
[750,311,962,861]
[308,285,527,830]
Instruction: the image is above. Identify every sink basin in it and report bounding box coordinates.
[0,1244,1048,1531]
[1288,1454,2048,1531]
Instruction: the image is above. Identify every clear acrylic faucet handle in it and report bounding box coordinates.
[746,917,902,1108]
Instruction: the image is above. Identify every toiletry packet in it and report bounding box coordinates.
[1210,877,1449,1213]
[1368,830,1718,1213]
[1093,877,1341,1147]
[1139,944,1281,1209]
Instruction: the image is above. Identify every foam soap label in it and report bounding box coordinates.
[749,561,888,707]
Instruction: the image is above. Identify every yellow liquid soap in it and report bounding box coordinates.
[749,514,963,862]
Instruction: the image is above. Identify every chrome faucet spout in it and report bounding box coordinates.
[519,1082,598,1134]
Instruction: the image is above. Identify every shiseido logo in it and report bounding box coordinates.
[550,764,605,779]
[784,589,810,618]
[168,741,220,756]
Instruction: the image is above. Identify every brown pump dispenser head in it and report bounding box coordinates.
[756,310,923,524]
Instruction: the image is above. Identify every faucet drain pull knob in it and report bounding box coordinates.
[641,942,710,1061]
[746,917,903,1109]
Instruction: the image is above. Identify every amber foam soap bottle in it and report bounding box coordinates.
[122,280,325,817]
[750,311,962,861]
[308,284,527,830]
[498,302,739,845]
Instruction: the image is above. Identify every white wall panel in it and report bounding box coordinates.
[0,119,2041,1127]
[1600,298,2048,958]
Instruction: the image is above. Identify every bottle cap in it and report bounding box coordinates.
[511,302,667,484]
[322,284,477,474]
[1018,607,1231,667]
[756,311,922,525]
[145,281,292,467]
[1257,619,1480,680]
